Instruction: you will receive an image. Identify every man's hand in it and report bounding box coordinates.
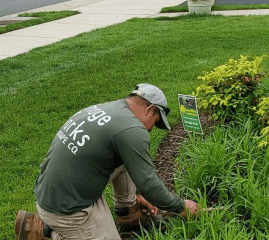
[180,200,198,218]
[136,194,158,216]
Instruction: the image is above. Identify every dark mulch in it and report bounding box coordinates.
[154,114,218,193]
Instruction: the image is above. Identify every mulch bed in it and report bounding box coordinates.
[155,114,218,193]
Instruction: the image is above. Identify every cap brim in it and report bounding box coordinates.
[155,106,171,130]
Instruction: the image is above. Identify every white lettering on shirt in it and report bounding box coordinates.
[77,135,91,147]
[84,105,111,126]
[59,105,111,155]
[98,115,111,126]
[69,121,85,141]
[57,130,69,144]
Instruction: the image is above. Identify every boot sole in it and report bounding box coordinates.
[15,210,28,240]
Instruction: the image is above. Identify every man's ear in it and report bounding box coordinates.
[145,105,156,116]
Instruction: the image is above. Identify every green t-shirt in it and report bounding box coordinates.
[35,99,184,215]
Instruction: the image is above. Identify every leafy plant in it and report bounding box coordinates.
[253,97,269,147]
[173,119,269,239]
[193,55,266,120]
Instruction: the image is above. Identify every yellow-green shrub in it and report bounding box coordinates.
[193,55,266,120]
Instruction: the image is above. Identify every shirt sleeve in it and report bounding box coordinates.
[111,127,185,214]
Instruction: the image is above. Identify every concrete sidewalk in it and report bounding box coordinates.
[151,8,269,18]
[0,0,182,60]
[0,0,269,60]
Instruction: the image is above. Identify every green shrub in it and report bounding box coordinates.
[193,55,266,120]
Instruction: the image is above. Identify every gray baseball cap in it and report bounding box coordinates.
[131,83,171,130]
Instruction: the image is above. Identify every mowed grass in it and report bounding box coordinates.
[0,11,80,35]
[1,14,269,239]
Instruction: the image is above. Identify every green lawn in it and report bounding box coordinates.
[161,3,269,13]
[1,14,269,239]
[0,11,80,35]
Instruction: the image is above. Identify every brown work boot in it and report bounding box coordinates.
[15,210,47,240]
[115,203,165,239]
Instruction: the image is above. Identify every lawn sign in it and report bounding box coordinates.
[178,94,203,134]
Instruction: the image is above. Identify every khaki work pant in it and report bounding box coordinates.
[37,166,137,240]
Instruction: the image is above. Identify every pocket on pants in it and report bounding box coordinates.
[79,204,98,234]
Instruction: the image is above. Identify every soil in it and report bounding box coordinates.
[154,114,218,193]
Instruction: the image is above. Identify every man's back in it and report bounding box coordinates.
[35,99,146,215]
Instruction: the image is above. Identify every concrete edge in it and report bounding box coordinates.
[150,8,269,18]
[0,0,104,19]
